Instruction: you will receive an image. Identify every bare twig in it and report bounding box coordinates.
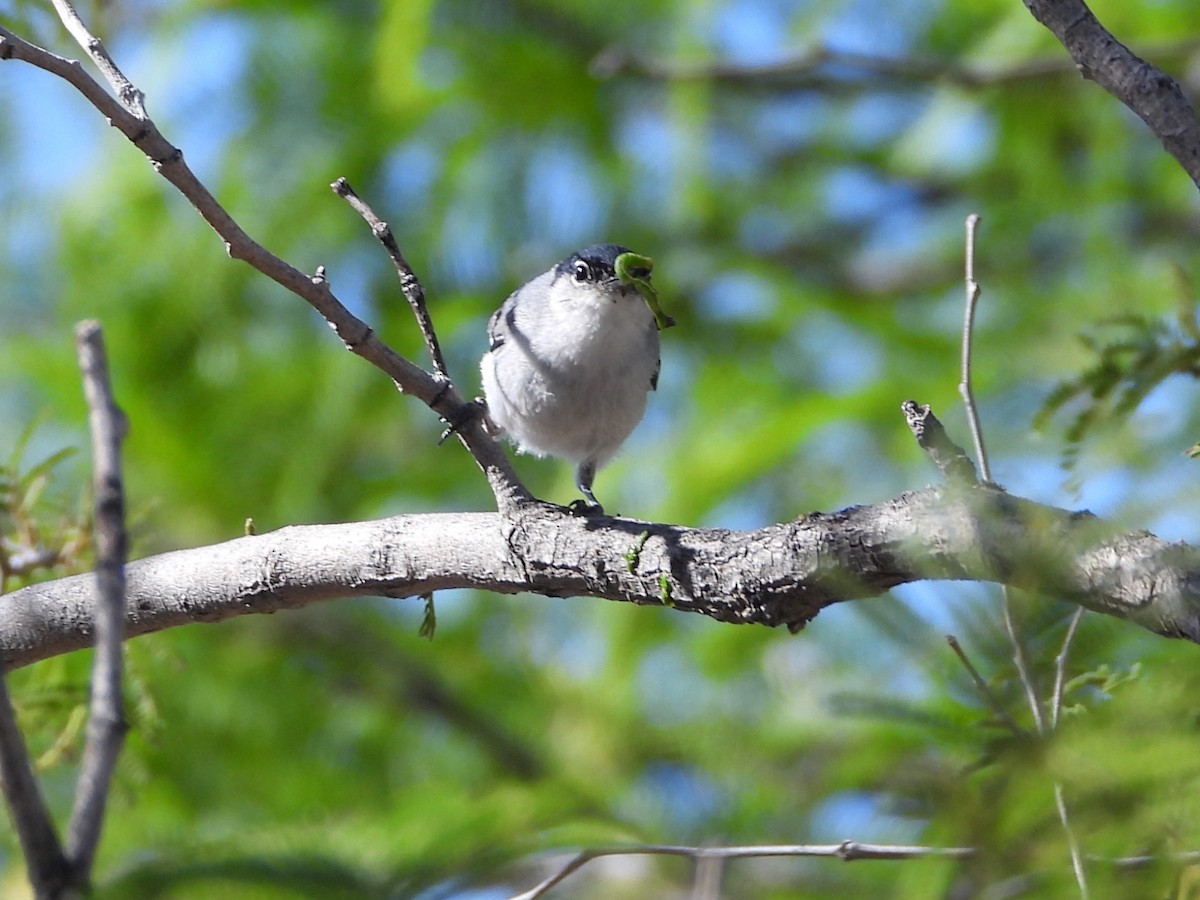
[2,544,59,579]
[1002,601,1046,735]
[955,215,1047,733]
[510,841,976,900]
[65,321,129,886]
[1050,605,1089,898]
[511,838,1197,899]
[955,217,1079,892]
[0,12,531,513]
[1022,0,1200,191]
[945,635,1025,738]
[1052,607,1085,729]
[0,676,69,896]
[48,0,144,114]
[331,177,450,380]
[1055,782,1091,900]
[1001,602,1046,733]
[689,854,723,900]
[901,401,978,484]
[959,214,988,482]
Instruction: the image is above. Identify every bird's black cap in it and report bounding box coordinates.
[555,243,633,280]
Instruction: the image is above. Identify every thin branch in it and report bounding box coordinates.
[1001,599,1046,734]
[959,214,988,482]
[1,544,59,579]
[945,635,1025,738]
[511,838,1195,899]
[955,215,1048,734]
[1022,0,1200,191]
[0,17,531,514]
[65,322,129,886]
[331,178,450,380]
[510,841,976,900]
[955,216,1075,891]
[1051,605,1090,898]
[1100,850,1200,868]
[689,854,723,900]
[48,0,144,115]
[0,676,69,896]
[1051,607,1085,729]
[1055,782,1091,900]
[901,401,978,485]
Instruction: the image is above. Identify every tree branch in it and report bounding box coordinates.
[945,634,1026,738]
[958,213,989,483]
[511,841,975,900]
[0,17,530,515]
[64,322,129,887]
[512,838,1200,899]
[901,402,977,485]
[330,178,449,381]
[590,38,1200,93]
[1022,0,1200,190]
[3,462,1200,671]
[0,675,68,895]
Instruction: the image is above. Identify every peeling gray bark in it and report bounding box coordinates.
[3,486,1198,671]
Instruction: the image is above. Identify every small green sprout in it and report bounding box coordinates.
[626,530,651,573]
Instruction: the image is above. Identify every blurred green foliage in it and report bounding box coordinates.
[4,0,1200,896]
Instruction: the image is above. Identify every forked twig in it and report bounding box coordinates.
[0,1,532,512]
[956,215,1047,731]
[331,178,450,380]
[0,324,133,897]
[510,841,975,900]
[955,214,1085,897]
[945,635,1025,738]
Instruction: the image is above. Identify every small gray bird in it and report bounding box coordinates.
[480,243,661,512]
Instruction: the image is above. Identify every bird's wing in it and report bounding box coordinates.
[486,296,515,352]
[646,322,661,391]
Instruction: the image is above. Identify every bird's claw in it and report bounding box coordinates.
[566,499,606,517]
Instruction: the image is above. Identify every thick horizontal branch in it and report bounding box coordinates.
[3,485,1199,670]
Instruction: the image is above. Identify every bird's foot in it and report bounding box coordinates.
[566,499,607,517]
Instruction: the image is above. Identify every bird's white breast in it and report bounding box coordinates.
[482,278,658,468]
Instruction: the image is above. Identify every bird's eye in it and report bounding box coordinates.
[572,261,591,282]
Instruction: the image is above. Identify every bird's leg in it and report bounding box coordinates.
[569,461,605,516]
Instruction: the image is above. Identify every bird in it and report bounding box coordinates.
[480,243,661,513]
